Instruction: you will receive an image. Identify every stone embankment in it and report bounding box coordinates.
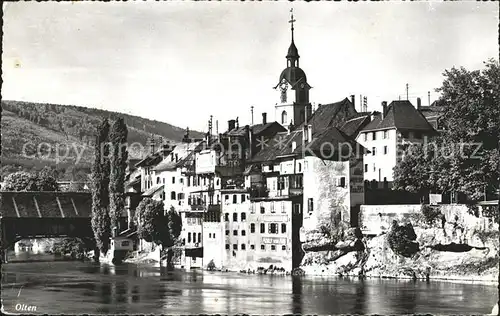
[299,213,499,283]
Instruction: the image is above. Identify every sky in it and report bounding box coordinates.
[2,1,498,133]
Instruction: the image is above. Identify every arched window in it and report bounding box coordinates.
[281,111,288,124]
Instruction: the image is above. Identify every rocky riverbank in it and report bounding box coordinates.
[299,218,499,284]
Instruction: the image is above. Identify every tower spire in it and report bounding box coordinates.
[289,8,296,42]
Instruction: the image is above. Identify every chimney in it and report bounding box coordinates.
[262,112,267,125]
[228,119,236,132]
[382,101,388,119]
[307,125,313,143]
[292,141,297,152]
[350,95,355,109]
[417,97,422,110]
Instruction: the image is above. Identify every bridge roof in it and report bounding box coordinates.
[0,191,92,218]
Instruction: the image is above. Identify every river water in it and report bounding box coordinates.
[1,252,497,315]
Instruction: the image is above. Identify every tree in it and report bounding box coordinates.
[90,119,111,257]
[108,118,128,236]
[37,166,59,191]
[3,171,39,191]
[135,200,182,268]
[394,60,500,201]
[3,168,59,191]
[435,59,500,200]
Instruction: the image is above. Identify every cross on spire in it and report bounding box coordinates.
[289,8,296,41]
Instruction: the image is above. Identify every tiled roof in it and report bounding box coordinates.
[135,153,163,168]
[341,115,371,137]
[251,97,365,163]
[227,122,283,137]
[361,100,436,132]
[153,142,202,172]
[0,191,91,218]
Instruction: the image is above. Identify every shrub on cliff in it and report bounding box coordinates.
[421,205,442,226]
[387,220,420,258]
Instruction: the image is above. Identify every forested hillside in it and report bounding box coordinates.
[0,100,204,181]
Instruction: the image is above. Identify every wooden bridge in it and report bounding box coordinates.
[0,191,94,262]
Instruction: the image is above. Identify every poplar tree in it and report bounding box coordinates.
[109,118,128,236]
[91,119,111,257]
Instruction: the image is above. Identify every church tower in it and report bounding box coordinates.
[274,9,312,129]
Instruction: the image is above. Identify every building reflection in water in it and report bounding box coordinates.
[292,276,303,315]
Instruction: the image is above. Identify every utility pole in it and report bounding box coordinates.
[406,83,409,100]
[428,91,431,106]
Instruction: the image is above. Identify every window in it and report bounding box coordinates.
[250,245,255,250]
[172,177,175,184]
[242,230,246,236]
[198,233,201,242]
[372,131,376,140]
[241,244,246,250]
[282,245,286,251]
[269,164,274,172]
[204,178,206,186]
[233,230,238,236]
[157,177,160,184]
[163,178,165,184]
[193,233,196,243]
[372,147,376,156]
[187,177,191,186]
[298,163,302,172]
[261,245,265,250]
[270,202,275,213]
[260,206,265,214]
[171,191,176,200]
[364,164,368,172]
[233,244,238,250]
[122,241,130,247]
[281,110,288,124]
[216,179,220,186]
[233,195,237,203]
[383,130,388,139]
[384,146,388,155]
[241,194,246,203]
[180,178,184,184]
[271,245,276,251]
[226,244,230,250]
[260,223,265,233]
[178,193,184,200]
[208,233,211,238]
[363,133,367,141]
[373,164,376,172]
[233,213,238,222]
[281,223,287,234]
[225,230,229,236]
[241,212,246,221]
[250,223,255,233]
[338,177,346,188]
[269,223,278,234]
[188,233,192,243]
[225,195,229,200]
[281,201,286,213]
[308,198,314,214]
[225,213,229,222]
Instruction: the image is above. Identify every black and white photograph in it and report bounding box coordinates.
[1,1,499,315]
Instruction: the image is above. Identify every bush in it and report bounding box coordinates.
[207,259,216,271]
[387,220,420,258]
[52,238,86,260]
[421,205,442,226]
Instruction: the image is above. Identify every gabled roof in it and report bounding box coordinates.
[341,115,371,137]
[361,100,436,132]
[153,141,203,172]
[250,98,366,163]
[226,122,285,137]
[135,153,163,168]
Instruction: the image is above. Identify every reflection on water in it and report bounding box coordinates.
[1,256,497,315]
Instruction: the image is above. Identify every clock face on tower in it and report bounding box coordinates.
[280,79,288,92]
